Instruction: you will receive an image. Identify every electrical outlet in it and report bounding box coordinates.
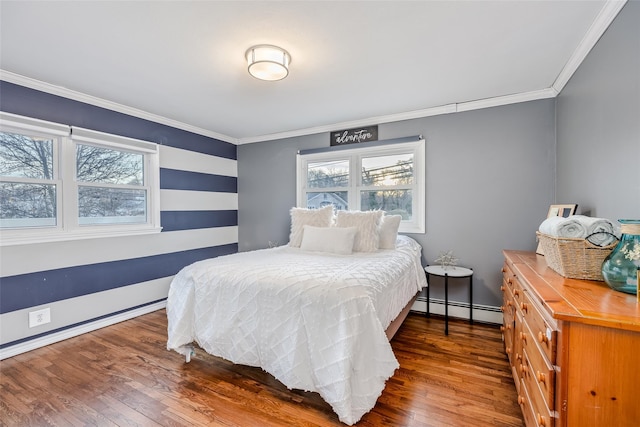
[29,308,51,328]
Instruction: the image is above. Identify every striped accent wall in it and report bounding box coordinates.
[0,81,238,357]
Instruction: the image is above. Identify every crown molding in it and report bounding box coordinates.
[0,70,238,145]
[237,104,458,145]
[552,0,627,93]
[238,88,558,145]
[455,88,558,113]
[1,70,559,147]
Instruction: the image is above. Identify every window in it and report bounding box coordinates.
[297,139,425,233]
[0,112,160,245]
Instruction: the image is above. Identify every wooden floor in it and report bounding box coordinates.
[0,311,524,427]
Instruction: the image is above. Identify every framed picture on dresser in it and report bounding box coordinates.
[537,203,578,255]
[546,203,578,219]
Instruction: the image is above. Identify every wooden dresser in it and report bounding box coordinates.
[501,250,640,427]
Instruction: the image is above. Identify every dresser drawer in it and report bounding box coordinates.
[512,276,525,310]
[518,378,537,427]
[519,290,557,364]
[520,350,554,427]
[502,288,515,364]
[513,311,524,385]
[521,320,555,409]
[502,263,516,292]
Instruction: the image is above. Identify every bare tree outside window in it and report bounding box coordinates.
[0,132,56,226]
[0,132,147,228]
[76,144,146,224]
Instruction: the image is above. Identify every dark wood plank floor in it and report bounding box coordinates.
[0,311,523,426]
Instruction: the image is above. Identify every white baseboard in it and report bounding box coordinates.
[0,301,166,360]
[411,296,503,325]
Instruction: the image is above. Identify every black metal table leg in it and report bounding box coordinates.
[469,272,473,324]
[444,272,449,335]
[426,271,430,318]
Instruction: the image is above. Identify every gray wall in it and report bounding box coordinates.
[556,1,640,219]
[238,99,556,308]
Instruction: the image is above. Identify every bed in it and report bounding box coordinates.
[166,213,427,425]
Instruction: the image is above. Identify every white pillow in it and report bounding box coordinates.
[300,225,357,255]
[378,215,402,249]
[335,210,384,252]
[288,205,334,248]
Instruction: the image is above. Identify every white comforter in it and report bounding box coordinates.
[166,235,427,425]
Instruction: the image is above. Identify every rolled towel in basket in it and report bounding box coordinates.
[539,216,588,238]
[573,215,620,246]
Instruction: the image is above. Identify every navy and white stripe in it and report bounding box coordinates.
[0,81,238,353]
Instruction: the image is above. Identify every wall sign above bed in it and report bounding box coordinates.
[330,125,378,146]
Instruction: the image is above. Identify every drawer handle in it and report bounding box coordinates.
[500,285,505,292]
[506,324,512,331]
[520,332,527,343]
[507,301,513,307]
[536,371,546,384]
[502,267,507,273]
[516,353,522,362]
[518,395,525,405]
[500,326,505,332]
[507,278,513,284]
[538,331,549,344]
[506,346,512,354]
[520,302,528,313]
[500,305,505,312]
[514,289,520,297]
[520,364,529,375]
[537,413,546,427]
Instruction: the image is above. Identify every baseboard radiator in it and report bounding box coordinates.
[410,295,503,325]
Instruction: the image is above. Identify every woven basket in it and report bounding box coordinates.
[536,232,617,281]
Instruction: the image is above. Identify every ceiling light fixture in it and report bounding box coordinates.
[245,44,291,81]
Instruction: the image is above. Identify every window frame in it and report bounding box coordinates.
[297,139,425,233]
[0,112,161,246]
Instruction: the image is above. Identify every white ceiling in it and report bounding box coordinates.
[0,1,625,144]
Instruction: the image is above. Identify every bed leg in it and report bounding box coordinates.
[183,345,195,363]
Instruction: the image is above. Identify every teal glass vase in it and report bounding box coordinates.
[601,220,640,295]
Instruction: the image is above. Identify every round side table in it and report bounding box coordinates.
[424,265,473,335]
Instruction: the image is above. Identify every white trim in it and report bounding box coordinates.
[0,71,567,147]
[72,126,158,153]
[239,89,557,144]
[455,88,557,112]
[0,70,237,144]
[0,225,163,247]
[552,0,627,94]
[0,301,166,360]
[0,111,70,136]
[243,104,458,145]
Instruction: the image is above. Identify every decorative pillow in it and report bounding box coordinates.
[378,215,402,249]
[335,210,384,252]
[288,205,334,248]
[300,225,357,255]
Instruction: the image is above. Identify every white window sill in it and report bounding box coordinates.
[0,226,163,247]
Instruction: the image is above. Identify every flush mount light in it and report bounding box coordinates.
[245,44,291,81]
